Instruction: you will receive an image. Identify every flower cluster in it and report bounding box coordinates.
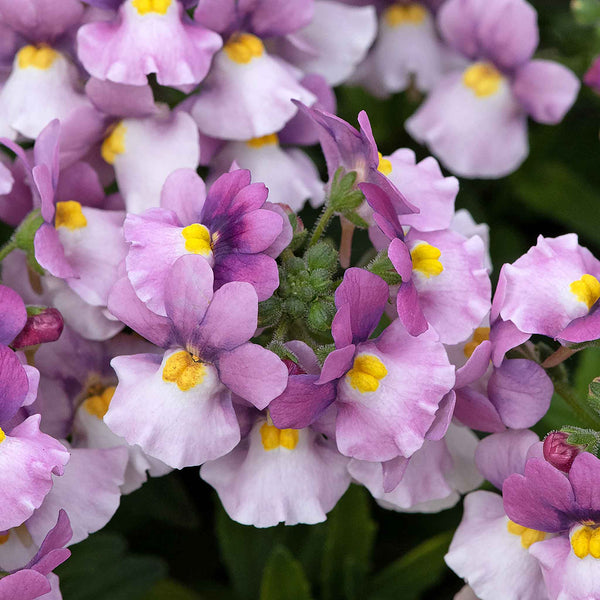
[0,0,596,599]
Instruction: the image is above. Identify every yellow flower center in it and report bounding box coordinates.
[162,351,206,392]
[464,327,491,358]
[132,0,172,15]
[17,45,59,70]
[347,354,388,393]
[84,386,116,419]
[182,223,212,256]
[377,152,392,176]
[570,274,600,310]
[260,422,299,451]
[384,3,428,26]
[506,520,546,549]
[246,133,279,148]
[0,426,5,445]
[55,201,88,230]
[224,33,264,64]
[463,62,503,98]
[101,122,127,165]
[411,242,443,277]
[571,526,600,559]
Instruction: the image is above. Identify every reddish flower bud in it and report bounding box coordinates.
[543,431,583,473]
[12,308,64,349]
[282,358,306,376]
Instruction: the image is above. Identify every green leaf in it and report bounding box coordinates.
[260,546,313,600]
[143,580,202,600]
[56,533,167,600]
[367,531,453,600]
[321,485,377,600]
[342,211,369,229]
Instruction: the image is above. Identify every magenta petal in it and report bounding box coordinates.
[194,282,257,352]
[85,78,158,119]
[513,59,579,125]
[107,277,173,347]
[27,509,72,575]
[246,0,315,37]
[454,387,505,433]
[228,209,283,253]
[34,225,77,279]
[475,429,540,490]
[56,162,104,209]
[569,452,600,514]
[164,255,214,344]
[318,345,356,384]
[213,253,279,301]
[0,346,29,425]
[503,458,577,532]
[488,359,552,429]
[361,183,403,241]
[335,268,389,344]
[203,169,253,219]
[489,318,530,367]
[331,303,352,349]
[217,343,288,409]
[425,391,456,441]
[455,340,492,389]
[160,168,206,224]
[269,375,337,429]
[382,456,409,493]
[395,280,428,337]
[0,570,51,600]
[0,285,26,345]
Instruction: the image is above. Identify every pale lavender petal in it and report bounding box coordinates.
[0,346,28,425]
[34,225,77,279]
[318,345,355,384]
[0,285,26,345]
[569,452,600,514]
[160,168,206,224]
[85,78,158,118]
[213,253,279,301]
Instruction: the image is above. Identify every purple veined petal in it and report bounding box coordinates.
[269,374,337,429]
[107,277,174,347]
[85,78,158,119]
[32,165,56,223]
[0,285,27,345]
[489,318,530,367]
[513,59,579,125]
[160,168,206,225]
[263,203,293,258]
[382,455,409,493]
[360,182,403,240]
[318,345,356,384]
[455,339,492,389]
[331,303,352,349]
[56,162,104,209]
[34,224,78,280]
[475,429,540,490]
[335,268,389,344]
[202,169,253,221]
[225,208,283,254]
[25,509,72,575]
[216,343,289,409]
[192,282,258,353]
[164,255,214,345]
[0,345,29,425]
[33,120,60,190]
[503,458,577,533]
[454,386,505,433]
[395,280,428,337]
[0,570,51,600]
[387,237,412,280]
[488,359,552,429]
[558,307,600,345]
[425,390,456,441]
[569,452,600,515]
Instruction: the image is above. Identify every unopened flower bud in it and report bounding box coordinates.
[12,307,64,349]
[282,358,306,376]
[543,431,583,473]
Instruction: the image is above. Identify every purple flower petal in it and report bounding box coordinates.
[318,345,356,384]
[34,224,77,279]
[0,345,29,425]
[160,168,206,224]
[0,285,26,345]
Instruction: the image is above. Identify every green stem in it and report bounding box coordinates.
[553,379,600,429]
[308,204,336,248]
[272,320,288,343]
[0,239,16,263]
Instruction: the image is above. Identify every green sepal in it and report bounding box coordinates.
[307,299,336,333]
[572,0,600,25]
[562,425,600,455]
[328,168,365,214]
[258,297,283,328]
[305,240,338,273]
[315,343,336,365]
[366,250,402,286]
[342,211,369,229]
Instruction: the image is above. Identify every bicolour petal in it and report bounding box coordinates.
[201,417,350,527]
[406,70,528,179]
[0,415,69,531]
[107,352,240,468]
[513,60,580,125]
[77,0,222,86]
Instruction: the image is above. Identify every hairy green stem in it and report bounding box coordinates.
[308,204,336,248]
[0,239,16,263]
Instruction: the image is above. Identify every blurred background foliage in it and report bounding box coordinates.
[51,1,600,598]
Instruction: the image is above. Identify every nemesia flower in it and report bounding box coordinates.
[446,429,550,600]
[0,510,71,600]
[77,0,222,86]
[191,1,317,140]
[105,255,288,468]
[492,234,600,346]
[124,168,284,315]
[352,0,448,96]
[406,0,580,178]
[272,268,455,462]
[503,452,600,600]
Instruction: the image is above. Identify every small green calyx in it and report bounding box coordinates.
[328,168,365,214]
[561,426,600,456]
[367,249,402,286]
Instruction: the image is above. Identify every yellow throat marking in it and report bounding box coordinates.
[571,526,600,559]
[132,0,172,15]
[84,386,116,419]
[463,62,503,98]
[162,351,206,391]
[570,274,600,310]
[464,327,490,358]
[506,520,546,549]
[246,133,279,148]
[260,422,299,451]
[17,45,59,70]
[55,201,87,230]
[384,3,427,26]
[224,33,264,64]
[347,354,388,393]
[101,122,127,165]
[377,152,392,176]
[182,223,212,256]
[0,426,5,445]
[411,242,443,277]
